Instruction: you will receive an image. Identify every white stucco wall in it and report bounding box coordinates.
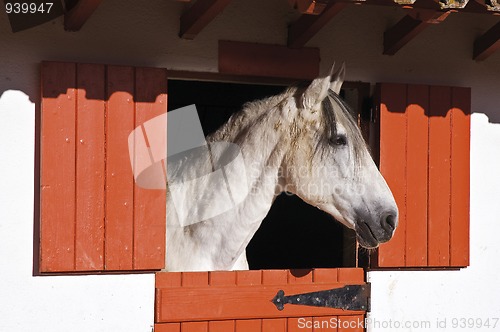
[0,90,155,331]
[367,112,500,331]
[1,0,499,331]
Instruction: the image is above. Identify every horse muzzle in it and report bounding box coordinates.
[355,209,398,249]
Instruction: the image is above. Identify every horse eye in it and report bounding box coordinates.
[332,135,347,146]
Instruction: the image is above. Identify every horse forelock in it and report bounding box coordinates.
[315,91,369,169]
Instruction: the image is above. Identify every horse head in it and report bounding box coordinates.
[280,64,398,249]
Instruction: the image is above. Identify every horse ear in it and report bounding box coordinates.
[330,62,345,94]
[301,76,331,111]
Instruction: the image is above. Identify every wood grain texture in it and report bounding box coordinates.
[75,63,105,271]
[40,62,168,273]
[154,324,181,332]
[405,84,429,267]
[377,83,407,267]
[376,82,470,268]
[235,320,262,332]
[428,86,452,266]
[40,62,77,272]
[133,67,167,270]
[156,269,366,323]
[450,87,471,267]
[219,40,320,80]
[209,272,236,331]
[105,65,135,270]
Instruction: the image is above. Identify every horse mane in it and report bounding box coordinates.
[205,85,368,168]
[206,87,297,143]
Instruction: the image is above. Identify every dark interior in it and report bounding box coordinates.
[168,79,347,269]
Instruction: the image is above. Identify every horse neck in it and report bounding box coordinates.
[210,98,293,202]
[166,99,294,271]
[207,99,293,231]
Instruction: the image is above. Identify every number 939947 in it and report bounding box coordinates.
[5,2,54,14]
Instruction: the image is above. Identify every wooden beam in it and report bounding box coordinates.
[288,1,348,48]
[64,0,102,31]
[179,0,232,39]
[383,10,452,55]
[288,0,330,15]
[384,15,430,55]
[474,20,500,60]
[218,40,320,80]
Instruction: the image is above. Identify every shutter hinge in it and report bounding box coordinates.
[271,283,371,312]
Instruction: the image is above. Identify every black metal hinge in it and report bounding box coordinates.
[271,283,370,312]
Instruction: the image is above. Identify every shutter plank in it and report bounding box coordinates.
[428,86,452,266]
[289,317,311,332]
[288,270,313,332]
[105,66,135,270]
[181,322,208,332]
[262,269,287,332]
[133,67,167,270]
[450,87,471,267]
[208,272,236,332]
[235,270,262,332]
[312,269,338,332]
[40,62,77,272]
[235,320,262,332]
[313,268,338,283]
[262,319,286,332]
[405,85,429,267]
[155,273,182,331]
[337,268,364,332]
[181,272,209,332]
[208,321,234,331]
[155,324,181,332]
[378,83,407,267]
[236,270,262,285]
[75,63,105,271]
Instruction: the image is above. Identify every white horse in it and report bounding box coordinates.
[165,64,398,272]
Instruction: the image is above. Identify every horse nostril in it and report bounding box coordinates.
[382,213,397,232]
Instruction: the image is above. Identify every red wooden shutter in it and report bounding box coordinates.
[375,83,470,268]
[39,62,167,273]
[155,269,366,331]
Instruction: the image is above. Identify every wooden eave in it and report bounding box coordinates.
[473,21,500,60]
[62,0,500,61]
[64,0,103,31]
[287,0,500,59]
[179,0,233,39]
